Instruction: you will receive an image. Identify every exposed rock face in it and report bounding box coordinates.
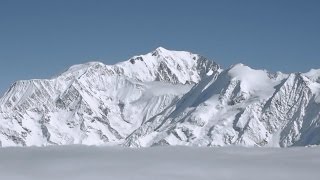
[0,47,319,147]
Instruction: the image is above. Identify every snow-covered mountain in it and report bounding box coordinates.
[0,47,319,147]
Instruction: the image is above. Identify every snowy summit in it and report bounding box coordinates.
[0,47,319,148]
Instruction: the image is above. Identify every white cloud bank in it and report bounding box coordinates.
[0,146,319,180]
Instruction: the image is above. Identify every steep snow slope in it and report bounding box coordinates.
[0,47,220,147]
[125,64,320,148]
[0,47,319,148]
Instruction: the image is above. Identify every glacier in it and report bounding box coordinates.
[0,47,319,147]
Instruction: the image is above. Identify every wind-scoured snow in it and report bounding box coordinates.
[0,146,319,180]
[228,63,281,98]
[0,47,319,148]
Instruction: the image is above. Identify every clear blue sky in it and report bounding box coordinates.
[1,0,320,95]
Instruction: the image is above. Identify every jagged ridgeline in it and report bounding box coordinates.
[0,47,319,147]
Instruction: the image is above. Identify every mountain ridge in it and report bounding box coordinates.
[0,47,319,147]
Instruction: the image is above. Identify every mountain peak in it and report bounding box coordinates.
[150,47,196,59]
[115,47,220,84]
[151,47,173,57]
[154,46,168,52]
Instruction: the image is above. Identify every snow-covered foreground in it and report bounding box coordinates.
[0,146,319,180]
